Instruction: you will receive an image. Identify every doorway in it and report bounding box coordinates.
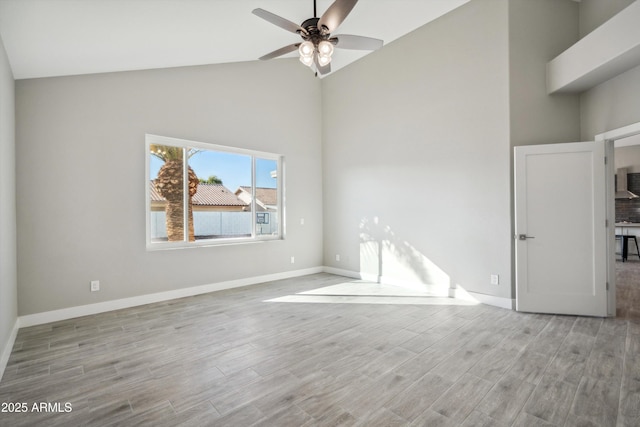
[596,122,640,318]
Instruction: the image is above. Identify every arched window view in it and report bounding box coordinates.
[147,135,281,247]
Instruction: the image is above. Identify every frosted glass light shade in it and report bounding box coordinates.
[317,54,331,66]
[318,40,334,57]
[298,41,314,57]
[299,55,313,66]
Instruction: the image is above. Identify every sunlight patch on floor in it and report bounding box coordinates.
[266,280,479,306]
[298,281,436,297]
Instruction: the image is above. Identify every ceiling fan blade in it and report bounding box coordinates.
[333,34,383,51]
[318,0,358,34]
[314,55,332,76]
[252,8,308,35]
[258,44,300,61]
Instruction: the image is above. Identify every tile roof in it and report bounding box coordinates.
[150,182,247,206]
[238,186,278,206]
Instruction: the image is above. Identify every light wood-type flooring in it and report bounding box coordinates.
[1,273,640,426]
[616,259,640,319]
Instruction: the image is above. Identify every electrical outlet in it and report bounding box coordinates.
[335,254,341,262]
[490,274,499,285]
[290,256,295,264]
[300,218,305,225]
[90,280,100,292]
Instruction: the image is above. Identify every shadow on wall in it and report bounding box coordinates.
[359,216,475,300]
[264,217,481,306]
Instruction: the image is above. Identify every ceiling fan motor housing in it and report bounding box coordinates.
[299,18,336,46]
[253,0,382,75]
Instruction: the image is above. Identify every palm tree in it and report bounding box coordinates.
[150,144,199,241]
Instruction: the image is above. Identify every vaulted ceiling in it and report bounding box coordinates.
[0,0,468,79]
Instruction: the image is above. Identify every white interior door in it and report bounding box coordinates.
[514,142,608,316]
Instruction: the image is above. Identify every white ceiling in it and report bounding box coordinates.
[0,0,469,80]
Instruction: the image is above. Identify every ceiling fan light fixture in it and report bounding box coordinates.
[254,0,384,76]
[298,41,314,57]
[317,54,332,67]
[299,55,314,67]
[298,41,315,66]
[318,40,334,57]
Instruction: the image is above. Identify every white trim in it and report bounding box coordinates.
[182,145,189,242]
[595,122,640,143]
[322,266,362,279]
[145,133,284,250]
[15,266,515,330]
[0,319,19,382]
[454,289,515,310]
[146,134,281,160]
[18,267,323,328]
[251,156,256,238]
[604,140,616,317]
[595,121,640,317]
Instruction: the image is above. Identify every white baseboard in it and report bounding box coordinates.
[18,267,323,328]
[451,287,515,310]
[474,292,515,310]
[16,266,514,330]
[0,319,19,382]
[322,266,362,279]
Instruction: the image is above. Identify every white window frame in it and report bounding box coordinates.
[145,134,284,249]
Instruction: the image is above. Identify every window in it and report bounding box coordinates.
[146,134,283,248]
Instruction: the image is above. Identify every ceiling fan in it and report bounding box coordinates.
[252,0,383,76]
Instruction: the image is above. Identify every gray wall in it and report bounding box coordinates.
[579,0,636,38]
[508,0,580,148]
[579,0,640,140]
[0,35,17,365]
[615,145,640,172]
[16,59,323,315]
[580,64,640,139]
[322,0,512,298]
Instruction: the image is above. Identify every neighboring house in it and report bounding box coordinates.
[150,182,248,212]
[235,186,279,236]
[150,183,251,239]
[235,186,278,212]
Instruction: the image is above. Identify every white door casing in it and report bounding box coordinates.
[596,122,640,317]
[514,142,608,316]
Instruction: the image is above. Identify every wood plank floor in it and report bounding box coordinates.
[616,259,640,319]
[1,273,640,426]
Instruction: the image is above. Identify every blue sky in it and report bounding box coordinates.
[150,149,277,191]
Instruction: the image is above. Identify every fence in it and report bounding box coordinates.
[151,211,278,240]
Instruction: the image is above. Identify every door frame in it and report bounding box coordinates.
[595,121,640,316]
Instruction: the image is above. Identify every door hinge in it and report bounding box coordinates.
[606,282,610,291]
[605,156,607,165]
[606,219,609,227]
